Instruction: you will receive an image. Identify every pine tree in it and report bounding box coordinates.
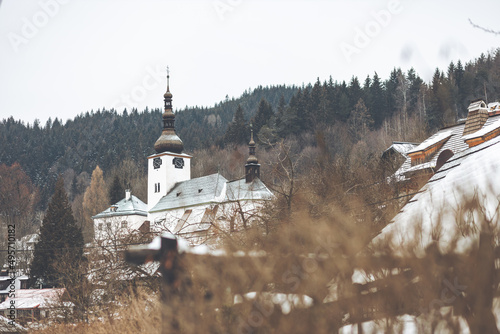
[370,72,387,127]
[275,94,287,137]
[108,175,124,205]
[253,98,274,135]
[348,98,373,140]
[30,176,85,288]
[224,104,248,145]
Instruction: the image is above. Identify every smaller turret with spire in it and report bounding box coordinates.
[245,125,260,183]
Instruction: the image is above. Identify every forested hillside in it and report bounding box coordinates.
[1,49,500,210]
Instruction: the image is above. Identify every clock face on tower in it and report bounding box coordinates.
[153,157,162,169]
[173,157,184,169]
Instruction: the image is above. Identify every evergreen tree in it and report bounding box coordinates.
[370,72,387,127]
[224,104,248,145]
[275,94,287,137]
[348,76,363,110]
[281,91,303,136]
[108,175,125,205]
[348,98,373,140]
[407,68,423,112]
[30,176,85,288]
[253,98,274,135]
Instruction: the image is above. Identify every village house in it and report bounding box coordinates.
[376,98,500,253]
[92,73,273,246]
[92,189,149,243]
[0,288,73,325]
[0,273,29,303]
[386,99,500,192]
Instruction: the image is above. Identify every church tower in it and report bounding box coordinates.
[245,126,260,183]
[147,69,191,210]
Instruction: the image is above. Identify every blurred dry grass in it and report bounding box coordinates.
[32,288,161,334]
[32,137,500,333]
[32,200,500,334]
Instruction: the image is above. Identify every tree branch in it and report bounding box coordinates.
[469,18,500,35]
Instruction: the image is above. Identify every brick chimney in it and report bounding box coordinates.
[463,99,488,136]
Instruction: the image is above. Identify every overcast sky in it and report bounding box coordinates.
[0,0,499,125]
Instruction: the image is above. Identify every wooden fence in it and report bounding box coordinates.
[125,232,500,334]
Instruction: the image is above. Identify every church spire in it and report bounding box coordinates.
[154,67,184,154]
[245,125,260,183]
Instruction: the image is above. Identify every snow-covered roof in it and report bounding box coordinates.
[488,102,500,113]
[407,130,453,154]
[463,117,500,141]
[0,289,70,310]
[394,125,465,179]
[372,135,500,255]
[150,173,227,212]
[393,114,500,180]
[150,174,273,213]
[92,194,147,219]
[225,178,274,202]
[382,142,419,157]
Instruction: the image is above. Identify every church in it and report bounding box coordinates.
[93,73,274,246]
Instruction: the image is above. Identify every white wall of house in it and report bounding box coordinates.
[93,215,147,242]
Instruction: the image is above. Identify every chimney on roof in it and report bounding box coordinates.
[125,189,131,201]
[463,99,488,137]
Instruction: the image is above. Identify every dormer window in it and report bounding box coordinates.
[407,130,452,166]
[110,206,118,212]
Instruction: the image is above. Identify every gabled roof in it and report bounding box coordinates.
[372,135,500,255]
[0,288,70,310]
[382,142,419,158]
[92,195,147,219]
[463,117,500,141]
[225,178,274,202]
[407,130,453,155]
[150,173,227,212]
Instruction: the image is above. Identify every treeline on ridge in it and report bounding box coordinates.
[1,49,500,208]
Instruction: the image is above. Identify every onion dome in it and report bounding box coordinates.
[154,69,184,154]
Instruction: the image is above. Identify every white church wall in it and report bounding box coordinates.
[147,152,192,211]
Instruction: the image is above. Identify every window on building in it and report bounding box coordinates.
[121,221,128,229]
[106,222,111,230]
[98,223,103,230]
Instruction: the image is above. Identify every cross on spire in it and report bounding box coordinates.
[166,66,170,92]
